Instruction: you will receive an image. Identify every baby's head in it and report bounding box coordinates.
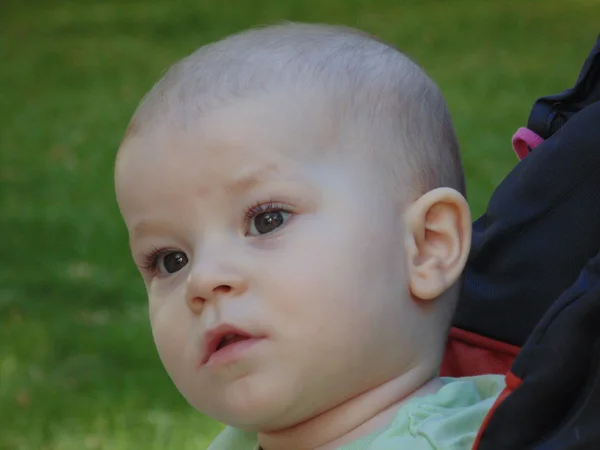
[115,23,470,437]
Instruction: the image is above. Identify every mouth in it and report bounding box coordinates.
[216,333,250,351]
[201,325,260,366]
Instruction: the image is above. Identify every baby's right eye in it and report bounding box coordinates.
[140,249,189,277]
[158,251,189,275]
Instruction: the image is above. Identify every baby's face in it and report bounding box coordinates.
[115,94,419,431]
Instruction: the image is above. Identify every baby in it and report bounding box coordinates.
[114,23,505,449]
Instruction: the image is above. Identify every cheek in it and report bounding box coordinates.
[249,219,408,420]
[264,216,405,334]
[148,293,193,383]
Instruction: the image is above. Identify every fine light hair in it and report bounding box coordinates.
[123,22,465,201]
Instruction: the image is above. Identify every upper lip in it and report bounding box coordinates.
[201,323,257,365]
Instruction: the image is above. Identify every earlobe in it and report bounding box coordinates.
[405,188,471,301]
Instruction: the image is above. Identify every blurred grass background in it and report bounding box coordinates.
[1,0,598,449]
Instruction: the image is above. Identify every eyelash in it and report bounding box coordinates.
[138,246,174,275]
[138,201,290,275]
[243,201,286,221]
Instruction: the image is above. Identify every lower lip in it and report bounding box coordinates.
[204,338,264,368]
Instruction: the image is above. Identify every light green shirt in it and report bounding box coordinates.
[208,374,505,450]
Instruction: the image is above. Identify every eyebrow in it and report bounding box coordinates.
[130,221,175,243]
[225,164,282,193]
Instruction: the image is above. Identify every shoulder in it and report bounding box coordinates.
[207,426,259,450]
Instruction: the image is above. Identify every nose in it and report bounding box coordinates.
[185,252,249,314]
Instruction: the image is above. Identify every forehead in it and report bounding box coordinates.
[124,104,308,173]
[115,93,342,211]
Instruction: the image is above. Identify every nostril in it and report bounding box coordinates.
[188,296,205,311]
[215,285,232,294]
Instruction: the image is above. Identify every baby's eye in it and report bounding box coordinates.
[158,251,189,275]
[248,210,291,236]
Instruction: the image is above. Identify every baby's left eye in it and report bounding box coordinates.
[248,210,291,236]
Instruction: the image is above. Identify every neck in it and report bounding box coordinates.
[258,363,441,450]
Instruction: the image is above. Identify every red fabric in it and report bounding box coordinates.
[472,371,523,449]
[440,327,521,377]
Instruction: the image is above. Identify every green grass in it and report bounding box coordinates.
[1,0,598,448]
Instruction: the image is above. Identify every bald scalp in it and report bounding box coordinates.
[121,22,464,198]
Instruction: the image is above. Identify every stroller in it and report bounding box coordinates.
[439,35,600,449]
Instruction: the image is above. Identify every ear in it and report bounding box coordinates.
[405,188,471,301]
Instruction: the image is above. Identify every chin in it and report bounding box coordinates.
[201,377,299,431]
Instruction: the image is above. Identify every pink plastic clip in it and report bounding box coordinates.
[512,127,545,160]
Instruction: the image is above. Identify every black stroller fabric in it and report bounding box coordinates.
[454,35,600,449]
[455,101,600,348]
[455,35,600,348]
[477,245,600,449]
